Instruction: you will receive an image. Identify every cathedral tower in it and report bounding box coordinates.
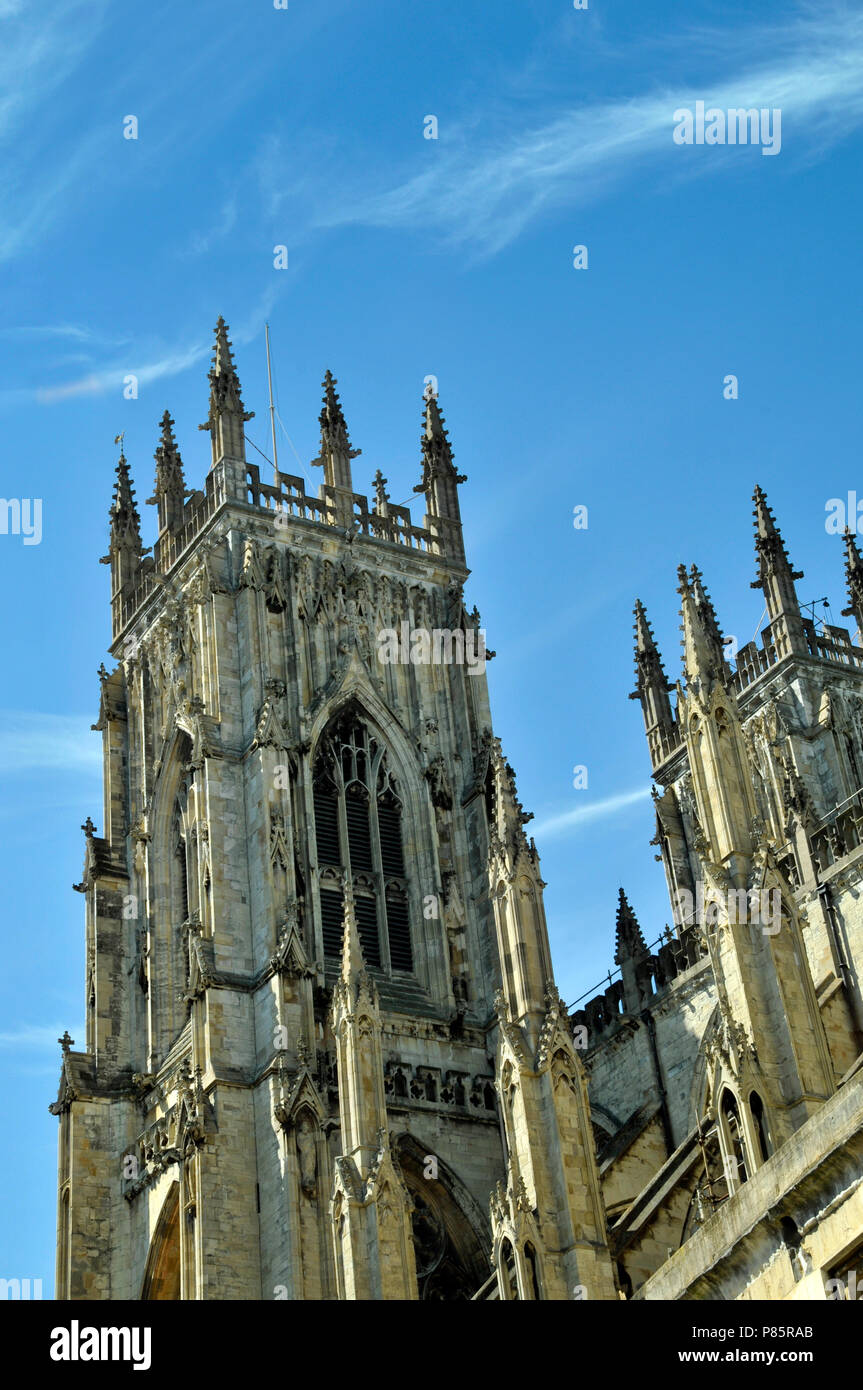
[53,319,613,1301]
[674,560,834,1172]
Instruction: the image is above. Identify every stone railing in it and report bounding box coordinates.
[113,461,450,639]
[648,724,681,769]
[733,618,863,696]
[246,465,436,552]
[809,788,863,876]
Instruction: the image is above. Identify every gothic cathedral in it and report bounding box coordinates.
[53,320,614,1301]
[53,320,863,1300]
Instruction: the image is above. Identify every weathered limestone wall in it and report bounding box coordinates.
[585,959,716,1154]
[637,1073,863,1301]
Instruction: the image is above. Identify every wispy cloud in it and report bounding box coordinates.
[184,196,239,257]
[35,282,284,404]
[314,8,863,256]
[0,2,111,262]
[0,712,101,774]
[532,786,651,839]
[0,323,127,346]
[36,341,211,404]
[0,1023,82,1049]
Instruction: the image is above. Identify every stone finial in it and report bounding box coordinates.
[751,484,804,592]
[750,485,807,654]
[311,371,361,495]
[487,737,534,857]
[339,876,367,992]
[614,889,648,965]
[198,316,254,465]
[101,447,143,561]
[842,528,863,640]
[413,387,467,563]
[414,388,466,497]
[689,565,729,673]
[678,563,726,686]
[372,470,390,511]
[148,410,189,534]
[58,1031,74,1053]
[630,599,673,700]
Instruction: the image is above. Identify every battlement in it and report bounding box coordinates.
[632,498,863,778]
[648,616,863,772]
[104,319,468,642]
[570,920,707,1047]
[113,461,456,639]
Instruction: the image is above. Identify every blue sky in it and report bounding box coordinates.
[2,0,863,1293]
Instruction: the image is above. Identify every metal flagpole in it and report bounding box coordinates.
[265,323,280,488]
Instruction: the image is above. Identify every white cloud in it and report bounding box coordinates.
[532,786,651,839]
[0,711,101,774]
[0,324,122,345]
[35,342,210,404]
[0,1023,82,1049]
[315,9,863,255]
[34,282,284,405]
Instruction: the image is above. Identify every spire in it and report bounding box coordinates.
[100,442,147,638]
[100,444,143,578]
[329,877,417,1300]
[198,316,254,470]
[311,370,360,501]
[630,599,676,767]
[413,386,466,563]
[487,737,535,861]
[751,485,803,587]
[689,565,729,674]
[614,889,648,965]
[842,528,863,643]
[678,564,724,687]
[372,470,389,512]
[147,410,189,535]
[487,738,554,1046]
[339,878,367,995]
[107,447,142,556]
[751,486,806,653]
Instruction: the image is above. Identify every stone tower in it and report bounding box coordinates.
[52,319,614,1301]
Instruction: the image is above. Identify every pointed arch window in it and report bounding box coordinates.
[524,1242,541,1300]
[313,712,413,973]
[720,1089,749,1190]
[749,1090,771,1163]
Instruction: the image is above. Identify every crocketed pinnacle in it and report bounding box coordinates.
[198,316,254,438]
[751,484,803,593]
[614,888,648,965]
[630,598,673,701]
[414,388,466,495]
[678,563,717,684]
[107,448,142,551]
[147,410,188,527]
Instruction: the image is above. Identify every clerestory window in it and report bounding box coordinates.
[313,712,413,973]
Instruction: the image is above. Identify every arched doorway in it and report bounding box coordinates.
[141,1183,181,1300]
[395,1137,492,1299]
